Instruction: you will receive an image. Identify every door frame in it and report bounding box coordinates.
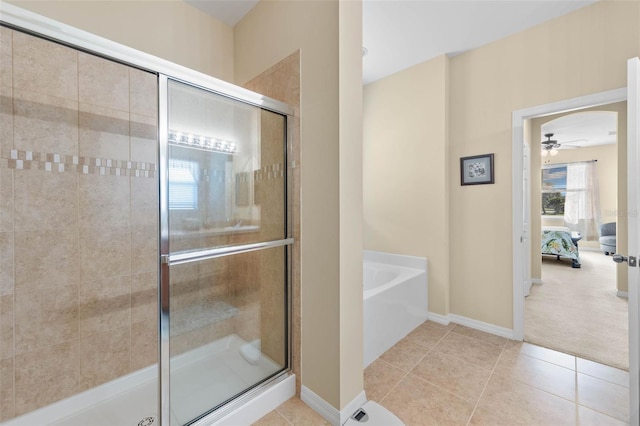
[512,84,638,422]
[512,87,627,340]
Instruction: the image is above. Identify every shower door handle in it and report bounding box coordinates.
[167,238,294,266]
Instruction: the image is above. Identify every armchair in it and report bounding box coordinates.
[599,222,616,255]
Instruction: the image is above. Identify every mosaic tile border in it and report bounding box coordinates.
[0,149,157,178]
[254,163,284,182]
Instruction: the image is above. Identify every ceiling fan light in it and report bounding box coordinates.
[550,148,559,156]
[541,149,548,157]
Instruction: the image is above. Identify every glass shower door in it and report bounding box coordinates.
[160,79,291,425]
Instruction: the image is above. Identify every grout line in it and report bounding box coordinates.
[487,352,579,406]
[406,370,485,408]
[11,27,16,418]
[274,405,295,426]
[465,344,506,426]
[448,324,510,350]
[376,324,452,404]
[376,366,410,405]
[575,356,579,426]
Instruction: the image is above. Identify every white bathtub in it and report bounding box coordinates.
[363,251,428,368]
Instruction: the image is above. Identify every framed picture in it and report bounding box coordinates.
[460,153,494,186]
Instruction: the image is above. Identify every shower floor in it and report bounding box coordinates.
[6,335,281,426]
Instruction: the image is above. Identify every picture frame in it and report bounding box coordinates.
[460,153,494,186]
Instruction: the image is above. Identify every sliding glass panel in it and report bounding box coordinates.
[167,81,287,254]
[168,246,287,425]
[165,79,289,425]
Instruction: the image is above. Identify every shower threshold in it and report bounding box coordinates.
[2,335,282,426]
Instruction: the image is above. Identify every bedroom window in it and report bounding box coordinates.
[542,161,601,239]
[541,165,567,215]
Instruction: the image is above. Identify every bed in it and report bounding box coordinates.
[541,226,581,268]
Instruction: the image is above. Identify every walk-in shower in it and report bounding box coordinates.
[0,4,294,425]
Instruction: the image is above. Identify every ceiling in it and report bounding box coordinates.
[185,0,597,85]
[541,111,618,149]
[187,1,609,149]
[362,0,597,84]
[185,0,259,27]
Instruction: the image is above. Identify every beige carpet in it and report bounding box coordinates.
[524,250,629,370]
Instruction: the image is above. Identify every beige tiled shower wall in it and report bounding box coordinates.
[256,110,287,366]
[0,27,159,421]
[243,50,301,392]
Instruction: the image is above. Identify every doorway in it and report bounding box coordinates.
[513,59,640,426]
[523,105,628,370]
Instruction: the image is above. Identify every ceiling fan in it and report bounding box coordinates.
[541,133,580,157]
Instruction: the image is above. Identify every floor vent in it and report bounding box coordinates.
[138,417,155,426]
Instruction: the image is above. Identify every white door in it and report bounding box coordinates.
[523,142,532,297]
[627,56,640,426]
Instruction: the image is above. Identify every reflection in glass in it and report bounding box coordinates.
[166,80,289,425]
[168,81,287,253]
[168,247,287,424]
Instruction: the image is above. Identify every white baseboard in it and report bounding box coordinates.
[617,290,629,298]
[532,278,543,285]
[427,312,515,340]
[449,314,515,339]
[340,390,367,425]
[300,386,367,426]
[427,311,450,325]
[301,385,339,425]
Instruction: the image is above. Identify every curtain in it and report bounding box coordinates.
[564,162,601,240]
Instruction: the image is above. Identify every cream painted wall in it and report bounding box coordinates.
[338,0,364,410]
[363,55,450,316]
[449,1,639,328]
[3,0,234,81]
[235,0,364,411]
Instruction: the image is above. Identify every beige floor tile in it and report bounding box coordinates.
[494,350,576,401]
[410,350,492,403]
[470,406,575,426]
[253,410,292,426]
[578,373,629,422]
[432,332,503,369]
[423,320,455,331]
[276,397,329,425]
[504,338,523,350]
[577,405,629,426]
[381,374,474,425]
[577,357,629,388]
[507,341,575,370]
[451,324,508,347]
[472,374,576,425]
[364,358,406,402]
[405,322,448,348]
[379,336,430,372]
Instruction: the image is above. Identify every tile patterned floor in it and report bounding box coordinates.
[254,321,629,425]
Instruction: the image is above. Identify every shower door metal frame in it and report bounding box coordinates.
[159,76,295,426]
[0,4,295,426]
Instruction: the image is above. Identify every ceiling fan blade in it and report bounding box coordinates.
[557,144,579,150]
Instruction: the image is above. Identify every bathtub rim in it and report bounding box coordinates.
[364,250,427,271]
[363,261,425,298]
